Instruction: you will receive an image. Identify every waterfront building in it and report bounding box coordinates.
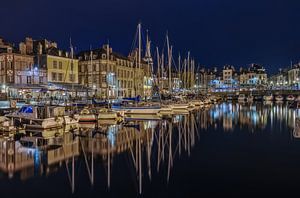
[268,68,288,89]
[207,67,223,91]
[78,45,150,99]
[239,64,268,90]
[222,65,239,90]
[0,37,47,99]
[287,63,300,88]
[195,68,210,92]
[32,39,79,97]
[78,45,132,98]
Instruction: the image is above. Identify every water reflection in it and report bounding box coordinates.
[205,102,300,133]
[0,113,198,195]
[1,102,300,196]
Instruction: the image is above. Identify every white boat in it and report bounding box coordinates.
[238,94,246,102]
[263,94,273,101]
[275,95,283,101]
[79,108,97,123]
[98,108,123,121]
[125,114,162,121]
[190,100,202,106]
[112,104,161,115]
[6,105,64,130]
[159,105,173,115]
[171,104,189,110]
[63,115,79,125]
[286,95,295,101]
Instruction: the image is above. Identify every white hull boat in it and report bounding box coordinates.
[159,106,173,115]
[112,105,161,115]
[286,95,295,101]
[238,94,246,102]
[171,104,189,110]
[275,95,283,101]
[125,114,162,121]
[79,108,97,123]
[263,95,273,101]
[24,117,63,130]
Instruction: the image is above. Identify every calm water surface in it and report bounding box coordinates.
[1,102,300,197]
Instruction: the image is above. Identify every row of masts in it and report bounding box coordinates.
[71,22,198,97]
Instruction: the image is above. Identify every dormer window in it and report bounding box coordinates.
[102,54,106,59]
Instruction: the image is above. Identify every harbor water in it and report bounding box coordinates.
[1,102,300,197]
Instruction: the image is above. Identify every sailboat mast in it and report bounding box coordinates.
[156,47,160,85]
[70,39,74,97]
[168,46,173,92]
[166,33,172,93]
[161,52,164,90]
[138,23,142,97]
[178,53,181,89]
[90,47,93,97]
[106,43,110,99]
[187,52,190,89]
[184,58,187,89]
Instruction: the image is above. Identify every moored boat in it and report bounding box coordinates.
[286,95,295,102]
[159,105,173,115]
[6,105,65,130]
[98,108,123,120]
[112,103,161,115]
[263,94,273,101]
[275,95,284,101]
[238,94,246,102]
[79,108,97,123]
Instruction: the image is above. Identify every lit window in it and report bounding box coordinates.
[53,61,57,69]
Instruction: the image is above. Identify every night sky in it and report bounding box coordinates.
[1,0,300,74]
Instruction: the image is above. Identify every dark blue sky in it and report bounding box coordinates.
[1,0,300,74]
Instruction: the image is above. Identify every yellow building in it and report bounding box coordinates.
[46,53,78,84]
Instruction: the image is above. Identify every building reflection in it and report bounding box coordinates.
[199,102,300,132]
[0,113,197,195]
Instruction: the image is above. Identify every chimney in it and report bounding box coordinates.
[7,47,13,53]
[19,42,26,55]
[38,43,42,55]
[59,50,62,56]
[25,37,33,54]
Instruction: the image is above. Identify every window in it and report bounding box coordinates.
[8,62,12,70]
[69,74,75,82]
[27,76,32,84]
[52,72,57,81]
[59,61,62,69]
[93,64,96,71]
[53,61,57,69]
[39,77,43,84]
[58,73,63,81]
[71,62,74,71]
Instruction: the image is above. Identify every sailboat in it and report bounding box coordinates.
[113,23,161,116]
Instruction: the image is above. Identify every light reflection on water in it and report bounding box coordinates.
[0,102,299,197]
[206,102,300,133]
